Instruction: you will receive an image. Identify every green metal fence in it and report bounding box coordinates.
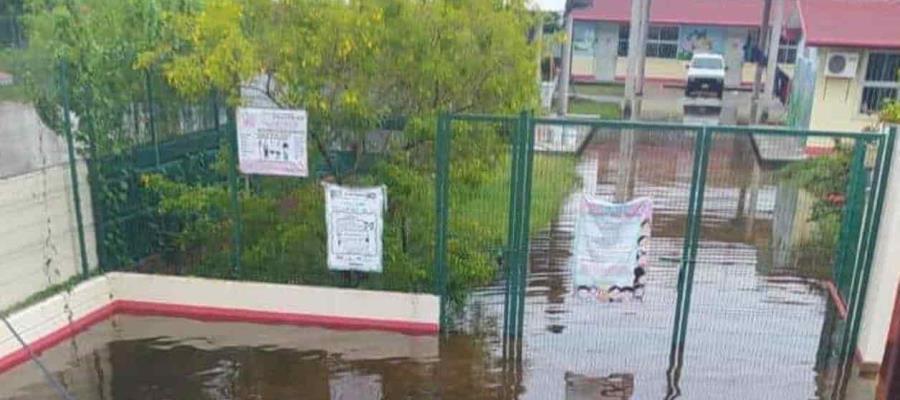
[24,52,896,398]
[435,113,895,399]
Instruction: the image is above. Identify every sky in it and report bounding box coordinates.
[530,0,566,11]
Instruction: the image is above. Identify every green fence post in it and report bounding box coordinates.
[59,60,91,277]
[515,110,536,342]
[836,140,868,300]
[670,128,702,354]
[839,129,897,374]
[144,70,160,167]
[227,108,242,277]
[503,114,523,341]
[670,126,711,356]
[434,114,451,331]
[681,128,712,335]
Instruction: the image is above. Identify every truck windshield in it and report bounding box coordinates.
[692,58,723,69]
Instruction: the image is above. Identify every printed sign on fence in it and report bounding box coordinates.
[571,195,652,291]
[236,107,308,177]
[325,183,386,273]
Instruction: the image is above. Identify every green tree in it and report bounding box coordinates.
[20,0,576,301]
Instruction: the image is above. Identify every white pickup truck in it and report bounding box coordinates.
[685,53,726,99]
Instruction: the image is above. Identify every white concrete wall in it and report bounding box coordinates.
[0,275,112,360]
[724,27,748,87]
[0,160,97,311]
[594,23,619,82]
[808,48,880,133]
[1,273,440,370]
[858,125,900,366]
[108,273,440,327]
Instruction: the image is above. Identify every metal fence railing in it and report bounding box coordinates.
[3,45,896,398]
[436,114,896,399]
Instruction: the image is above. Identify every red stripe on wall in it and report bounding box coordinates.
[877,282,900,399]
[0,303,117,374]
[824,280,850,320]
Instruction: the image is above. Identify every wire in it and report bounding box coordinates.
[0,314,77,400]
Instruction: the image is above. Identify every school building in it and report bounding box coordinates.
[569,0,799,89]
[787,0,900,132]
[569,0,900,133]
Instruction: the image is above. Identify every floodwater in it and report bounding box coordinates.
[0,131,876,399]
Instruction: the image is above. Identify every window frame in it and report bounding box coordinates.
[860,51,900,115]
[777,36,798,64]
[645,25,680,59]
[618,25,629,57]
[615,24,679,59]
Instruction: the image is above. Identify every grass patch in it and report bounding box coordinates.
[569,98,620,118]
[455,153,578,243]
[572,82,625,97]
[0,273,97,317]
[0,48,31,103]
[446,153,577,297]
[0,82,28,102]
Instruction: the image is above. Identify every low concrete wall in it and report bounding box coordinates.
[108,273,440,331]
[0,273,440,373]
[0,275,113,370]
[0,161,97,311]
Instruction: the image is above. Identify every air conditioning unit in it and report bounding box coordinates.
[824,52,860,79]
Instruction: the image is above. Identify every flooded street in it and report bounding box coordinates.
[0,131,876,399]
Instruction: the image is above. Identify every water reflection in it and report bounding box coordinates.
[0,130,877,399]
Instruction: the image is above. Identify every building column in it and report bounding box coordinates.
[764,0,785,117]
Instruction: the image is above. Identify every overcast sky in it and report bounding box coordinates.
[530,0,566,11]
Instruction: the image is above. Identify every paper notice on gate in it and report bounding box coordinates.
[571,195,652,290]
[325,183,386,273]
[236,107,308,177]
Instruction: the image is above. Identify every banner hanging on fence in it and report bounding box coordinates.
[236,107,308,177]
[325,183,386,273]
[571,195,652,291]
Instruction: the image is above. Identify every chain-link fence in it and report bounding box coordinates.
[437,114,895,399]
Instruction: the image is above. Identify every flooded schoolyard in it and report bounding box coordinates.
[0,130,876,399]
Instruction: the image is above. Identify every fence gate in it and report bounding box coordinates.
[436,114,895,399]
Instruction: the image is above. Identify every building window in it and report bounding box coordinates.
[777,36,797,64]
[572,22,596,57]
[618,25,629,57]
[615,25,678,59]
[646,26,679,58]
[860,52,900,114]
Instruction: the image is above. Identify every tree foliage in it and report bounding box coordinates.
[19,0,565,300]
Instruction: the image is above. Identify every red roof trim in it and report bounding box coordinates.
[572,17,760,28]
[803,40,900,51]
[798,0,900,50]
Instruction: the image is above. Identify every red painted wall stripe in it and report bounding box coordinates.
[0,300,438,375]
[824,280,850,320]
[0,303,117,374]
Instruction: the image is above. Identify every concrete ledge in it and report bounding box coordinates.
[0,272,440,374]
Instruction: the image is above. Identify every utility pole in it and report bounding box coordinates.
[635,0,651,109]
[750,0,773,124]
[557,11,574,115]
[617,0,649,202]
[623,0,643,117]
[763,0,785,120]
[536,17,544,86]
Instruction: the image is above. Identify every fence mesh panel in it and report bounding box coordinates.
[514,122,699,399]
